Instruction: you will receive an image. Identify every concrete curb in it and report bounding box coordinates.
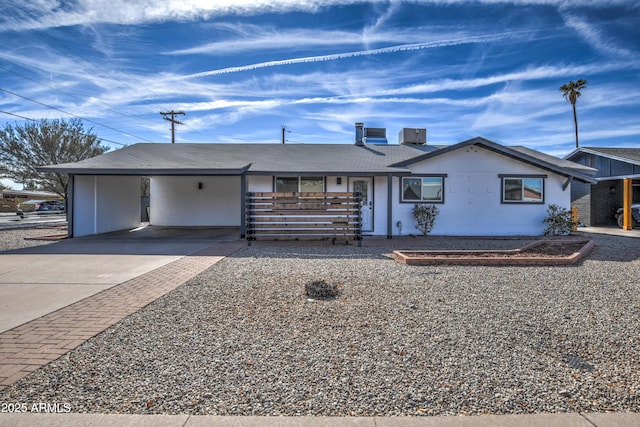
[0,412,639,426]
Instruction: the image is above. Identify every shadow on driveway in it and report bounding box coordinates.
[3,226,242,256]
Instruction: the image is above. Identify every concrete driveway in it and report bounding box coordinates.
[0,226,240,333]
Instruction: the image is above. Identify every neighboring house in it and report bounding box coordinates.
[566,147,640,227]
[1,189,63,213]
[38,126,596,238]
[1,189,63,202]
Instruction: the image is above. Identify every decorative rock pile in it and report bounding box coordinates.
[304,279,340,300]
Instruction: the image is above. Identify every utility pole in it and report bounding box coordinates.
[160,110,185,143]
[281,125,291,144]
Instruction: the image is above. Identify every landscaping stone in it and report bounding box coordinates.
[304,279,340,300]
[0,231,638,417]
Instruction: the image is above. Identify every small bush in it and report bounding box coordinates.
[412,204,439,236]
[543,204,576,236]
[305,280,340,300]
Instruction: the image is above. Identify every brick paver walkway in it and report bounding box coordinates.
[0,240,243,391]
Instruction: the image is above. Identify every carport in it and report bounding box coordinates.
[567,147,640,229]
[594,176,639,230]
[37,144,252,238]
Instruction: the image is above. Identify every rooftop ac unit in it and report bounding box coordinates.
[399,128,427,145]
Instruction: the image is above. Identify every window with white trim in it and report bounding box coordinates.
[501,176,544,203]
[401,176,444,203]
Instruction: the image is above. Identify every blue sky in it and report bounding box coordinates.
[1,0,639,188]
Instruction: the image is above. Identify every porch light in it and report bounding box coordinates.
[610,186,616,194]
[198,182,203,190]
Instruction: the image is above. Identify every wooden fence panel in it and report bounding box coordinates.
[246,192,362,246]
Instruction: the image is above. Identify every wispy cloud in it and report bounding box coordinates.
[0,0,344,31]
[362,0,403,48]
[561,12,636,58]
[165,25,444,56]
[174,32,521,79]
[2,0,636,31]
[342,62,634,97]
[2,1,637,152]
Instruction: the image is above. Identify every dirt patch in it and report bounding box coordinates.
[520,242,586,257]
[393,239,594,266]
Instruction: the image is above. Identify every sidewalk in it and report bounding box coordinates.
[576,225,640,238]
[1,411,638,426]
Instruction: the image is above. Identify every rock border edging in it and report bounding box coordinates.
[392,238,594,266]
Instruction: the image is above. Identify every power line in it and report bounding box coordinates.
[0,87,154,143]
[1,28,166,144]
[0,110,34,121]
[1,66,156,130]
[32,28,159,122]
[0,34,156,139]
[0,109,128,147]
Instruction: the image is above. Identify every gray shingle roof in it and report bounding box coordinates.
[37,139,595,183]
[509,146,597,174]
[38,143,438,175]
[579,147,640,164]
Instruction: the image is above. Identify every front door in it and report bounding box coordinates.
[350,177,373,232]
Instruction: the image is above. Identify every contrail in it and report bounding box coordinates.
[176,33,513,80]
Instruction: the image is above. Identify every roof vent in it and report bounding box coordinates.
[399,128,427,145]
[364,127,387,145]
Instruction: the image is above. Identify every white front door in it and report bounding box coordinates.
[350,177,373,232]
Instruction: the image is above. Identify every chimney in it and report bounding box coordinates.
[355,122,364,146]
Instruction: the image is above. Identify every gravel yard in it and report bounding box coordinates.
[0,225,64,252]
[1,231,639,416]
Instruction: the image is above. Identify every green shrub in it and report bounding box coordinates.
[543,204,576,236]
[412,204,439,236]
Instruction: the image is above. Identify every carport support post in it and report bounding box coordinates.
[68,174,74,238]
[387,173,393,239]
[623,178,632,230]
[240,174,246,238]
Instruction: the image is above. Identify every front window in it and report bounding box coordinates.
[401,176,444,202]
[275,177,298,192]
[502,176,544,203]
[300,176,324,192]
[275,176,324,192]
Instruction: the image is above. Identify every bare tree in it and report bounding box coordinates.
[559,79,588,148]
[0,118,109,207]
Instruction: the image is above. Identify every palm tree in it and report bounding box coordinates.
[559,79,587,148]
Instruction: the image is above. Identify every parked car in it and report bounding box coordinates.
[16,200,65,217]
[615,203,640,228]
